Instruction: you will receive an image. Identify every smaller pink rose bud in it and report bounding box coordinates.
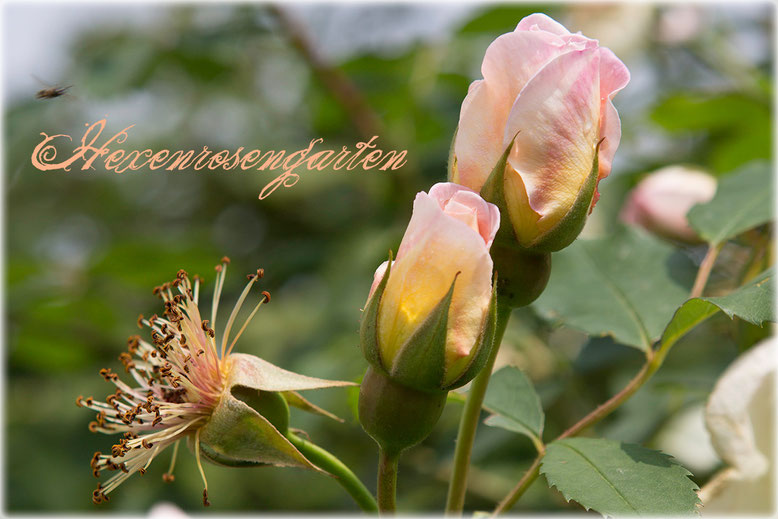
[359,183,500,455]
[362,182,500,392]
[620,165,717,243]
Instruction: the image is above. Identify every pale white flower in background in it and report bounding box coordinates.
[654,403,720,476]
[699,337,776,515]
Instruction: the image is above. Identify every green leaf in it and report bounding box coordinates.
[482,366,544,442]
[533,226,695,351]
[661,267,774,352]
[541,438,700,516]
[687,162,772,246]
[652,93,767,133]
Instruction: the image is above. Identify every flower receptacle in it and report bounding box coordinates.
[358,366,447,457]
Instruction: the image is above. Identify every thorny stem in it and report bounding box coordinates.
[377,449,398,514]
[690,243,723,298]
[445,305,512,515]
[287,432,378,513]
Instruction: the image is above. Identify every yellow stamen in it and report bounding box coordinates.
[163,440,180,483]
[220,274,258,358]
[194,428,210,506]
[224,293,269,358]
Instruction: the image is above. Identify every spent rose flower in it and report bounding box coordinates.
[450,13,630,252]
[79,258,351,506]
[620,165,717,243]
[361,182,500,391]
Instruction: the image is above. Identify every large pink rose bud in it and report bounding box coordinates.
[621,165,717,243]
[450,13,630,253]
[359,183,500,455]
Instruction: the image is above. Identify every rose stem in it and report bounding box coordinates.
[445,305,512,515]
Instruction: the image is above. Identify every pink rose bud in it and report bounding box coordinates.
[620,166,717,243]
[363,182,501,391]
[359,183,500,454]
[451,13,630,252]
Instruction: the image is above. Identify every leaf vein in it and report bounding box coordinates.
[559,442,640,514]
[709,187,770,245]
[580,245,652,350]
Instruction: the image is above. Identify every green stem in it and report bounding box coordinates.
[445,305,512,515]
[377,449,398,514]
[287,431,378,513]
[493,344,675,514]
[690,243,723,298]
[493,456,542,515]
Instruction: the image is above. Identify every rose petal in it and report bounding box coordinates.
[504,47,601,240]
[428,182,501,247]
[378,191,493,371]
[595,47,630,190]
[454,29,571,191]
[368,260,390,301]
[516,13,571,35]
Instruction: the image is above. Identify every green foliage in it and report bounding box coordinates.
[534,226,695,351]
[651,94,770,173]
[687,162,773,246]
[457,5,558,34]
[662,268,774,352]
[482,366,544,444]
[541,438,700,516]
[6,2,774,514]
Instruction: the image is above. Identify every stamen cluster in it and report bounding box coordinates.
[78,258,269,506]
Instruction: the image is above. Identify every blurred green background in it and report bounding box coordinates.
[4,2,773,513]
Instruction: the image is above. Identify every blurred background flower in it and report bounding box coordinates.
[620,165,717,243]
[4,2,773,513]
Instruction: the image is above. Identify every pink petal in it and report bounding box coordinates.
[504,47,601,230]
[368,260,390,301]
[516,13,571,35]
[378,191,494,374]
[454,30,569,191]
[595,47,631,180]
[599,47,631,99]
[428,182,501,248]
[480,30,567,96]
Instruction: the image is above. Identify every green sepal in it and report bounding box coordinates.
[447,125,459,182]
[360,251,393,372]
[444,275,499,390]
[479,136,517,248]
[197,353,353,470]
[199,442,270,468]
[198,387,319,471]
[231,386,290,434]
[389,273,458,392]
[527,140,601,253]
[282,390,344,423]
[228,353,355,392]
[479,137,552,307]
